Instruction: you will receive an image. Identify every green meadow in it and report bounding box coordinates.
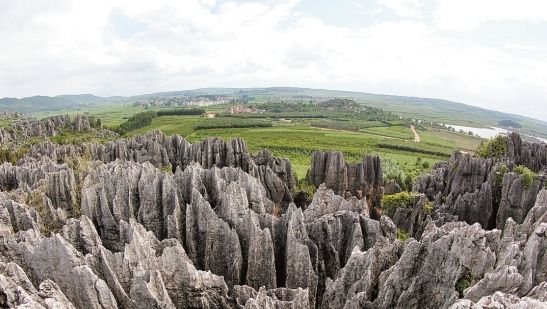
[106,111,479,180]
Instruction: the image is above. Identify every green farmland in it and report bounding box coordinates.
[99,109,480,181]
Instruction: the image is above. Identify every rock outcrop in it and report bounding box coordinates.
[0,114,95,146]
[1,119,547,309]
[309,151,383,208]
[322,189,547,308]
[507,132,547,172]
[27,131,295,208]
[413,134,546,230]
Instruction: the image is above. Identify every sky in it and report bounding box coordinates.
[0,0,546,120]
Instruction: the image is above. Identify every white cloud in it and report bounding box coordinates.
[377,0,424,18]
[0,0,546,120]
[435,0,547,31]
[350,1,365,9]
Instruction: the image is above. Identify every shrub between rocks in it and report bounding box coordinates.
[381,191,418,217]
[396,228,409,241]
[513,165,536,189]
[475,135,507,159]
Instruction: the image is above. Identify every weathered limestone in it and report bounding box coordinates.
[507,132,547,172]
[309,151,383,208]
[27,132,296,208]
[232,285,310,308]
[2,118,547,309]
[0,261,76,309]
[412,134,546,231]
[496,172,543,229]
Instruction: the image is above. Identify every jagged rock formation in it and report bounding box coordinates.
[413,134,546,231]
[309,151,384,209]
[0,115,96,146]
[0,261,76,309]
[1,120,547,309]
[0,138,390,308]
[232,285,310,308]
[27,131,295,208]
[450,291,547,308]
[391,193,433,240]
[496,171,545,229]
[507,132,547,172]
[323,190,547,308]
[384,179,402,195]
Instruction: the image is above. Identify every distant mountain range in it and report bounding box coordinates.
[2,87,546,138]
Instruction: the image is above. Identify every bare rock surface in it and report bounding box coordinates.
[412,134,546,231]
[1,121,547,309]
[26,131,295,208]
[309,151,383,208]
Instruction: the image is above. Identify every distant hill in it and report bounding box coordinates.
[2,87,546,138]
[0,94,124,113]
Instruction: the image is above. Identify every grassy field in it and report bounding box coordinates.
[128,115,203,137]
[417,128,483,152]
[95,109,454,179]
[183,124,451,180]
[361,126,414,140]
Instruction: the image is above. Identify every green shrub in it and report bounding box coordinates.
[87,116,102,128]
[496,164,509,186]
[382,158,406,190]
[376,143,451,157]
[115,111,158,134]
[423,201,434,214]
[404,175,413,192]
[475,135,507,158]
[397,228,409,241]
[0,148,28,164]
[292,178,317,205]
[193,118,272,130]
[513,165,536,189]
[455,270,473,297]
[157,108,204,116]
[161,165,174,174]
[381,192,418,217]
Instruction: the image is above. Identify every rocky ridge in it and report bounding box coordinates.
[0,115,97,145]
[27,131,295,209]
[0,127,546,308]
[309,151,384,210]
[413,133,547,233]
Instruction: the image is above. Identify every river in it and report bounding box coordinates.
[445,124,547,143]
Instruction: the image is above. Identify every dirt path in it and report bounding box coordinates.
[410,124,421,142]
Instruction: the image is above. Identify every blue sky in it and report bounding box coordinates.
[0,0,546,120]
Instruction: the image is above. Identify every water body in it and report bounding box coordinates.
[445,124,547,143]
[445,124,509,139]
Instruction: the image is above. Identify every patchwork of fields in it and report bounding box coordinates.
[106,110,482,181]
